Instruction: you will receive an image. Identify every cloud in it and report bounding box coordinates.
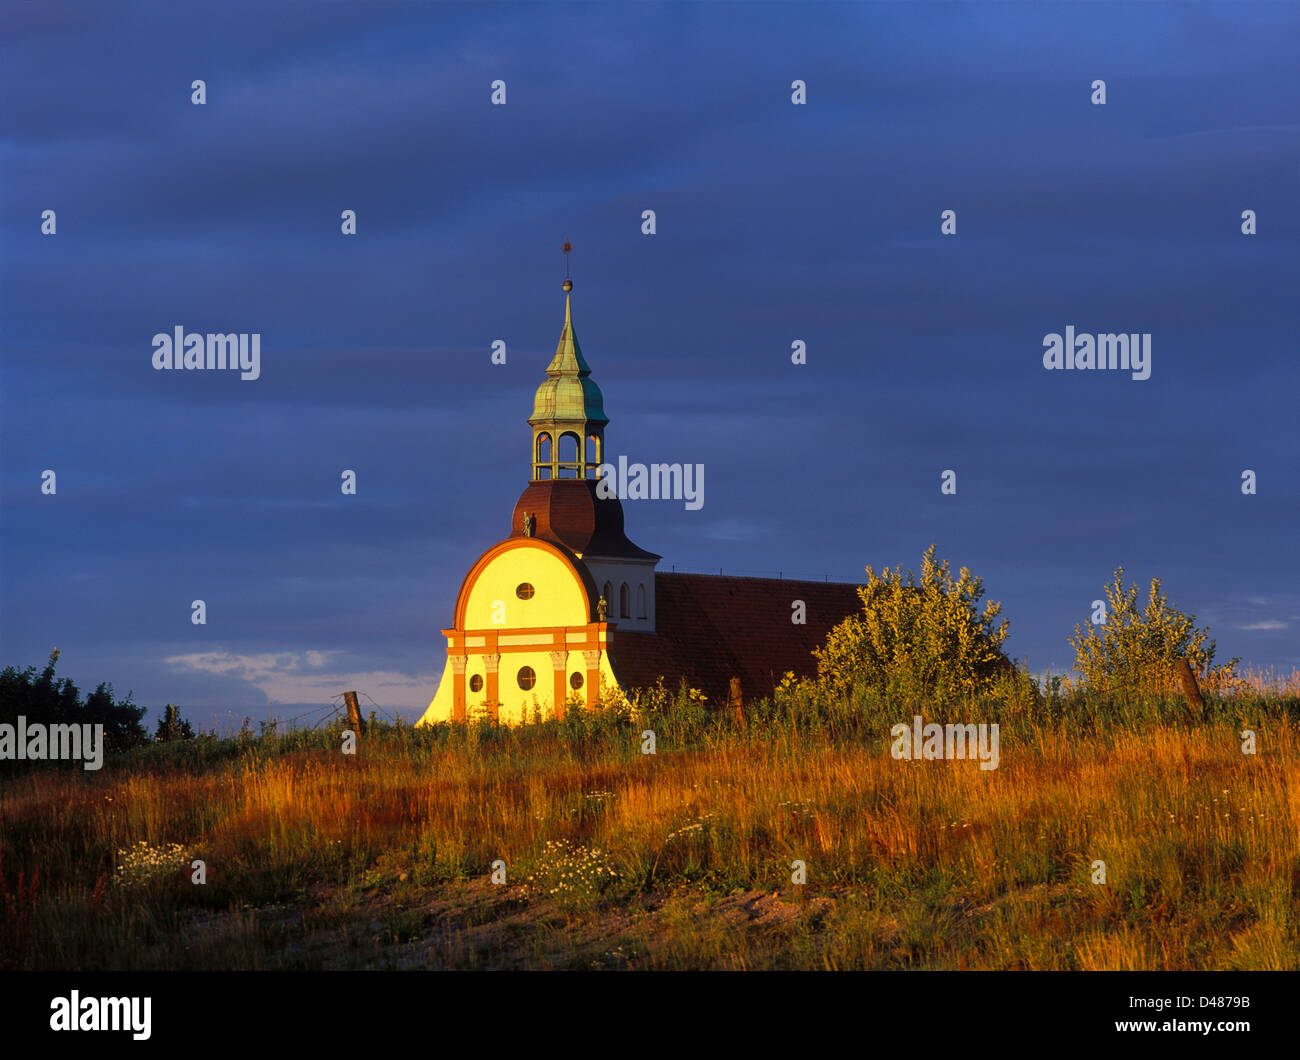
[1236,621,1287,632]
[164,649,435,711]
[165,651,328,681]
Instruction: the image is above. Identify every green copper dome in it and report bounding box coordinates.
[528,282,609,426]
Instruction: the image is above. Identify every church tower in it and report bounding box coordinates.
[527,277,606,482]
[511,276,660,631]
[419,271,658,726]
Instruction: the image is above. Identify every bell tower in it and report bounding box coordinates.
[528,275,608,481]
[510,245,660,631]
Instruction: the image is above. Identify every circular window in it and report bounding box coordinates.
[516,583,535,600]
[569,672,584,690]
[517,666,536,691]
[468,674,483,693]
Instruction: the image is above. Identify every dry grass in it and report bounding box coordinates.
[2,688,1298,970]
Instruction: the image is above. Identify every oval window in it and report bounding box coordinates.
[469,674,483,693]
[516,582,535,600]
[569,672,584,690]
[517,666,536,691]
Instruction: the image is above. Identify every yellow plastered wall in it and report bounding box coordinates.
[422,657,455,725]
[418,543,624,726]
[420,651,622,726]
[462,545,586,630]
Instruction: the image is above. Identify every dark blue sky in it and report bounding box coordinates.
[2,2,1297,730]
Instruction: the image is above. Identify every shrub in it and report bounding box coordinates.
[813,544,1010,701]
[1067,567,1238,700]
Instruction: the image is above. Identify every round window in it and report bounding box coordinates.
[569,672,584,690]
[517,666,536,690]
[516,583,535,600]
[469,674,483,693]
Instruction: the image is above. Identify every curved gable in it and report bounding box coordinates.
[454,537,594,630]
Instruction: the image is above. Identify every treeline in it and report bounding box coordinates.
[0,649,147,752]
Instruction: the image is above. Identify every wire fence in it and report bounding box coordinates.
[178,692,414,738]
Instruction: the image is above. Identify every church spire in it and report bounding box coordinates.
[529,259,608,480]
[545,276,594,377]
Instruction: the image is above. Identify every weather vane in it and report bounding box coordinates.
[561,236,574,280]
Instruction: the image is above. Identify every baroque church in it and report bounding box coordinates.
[418,271,862,726]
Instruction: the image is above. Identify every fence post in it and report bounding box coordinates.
[1174,659,1205,716]
[343,690,366,735]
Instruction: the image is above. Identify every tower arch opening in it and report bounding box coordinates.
[534,433,552,479]
[557,432,580,478]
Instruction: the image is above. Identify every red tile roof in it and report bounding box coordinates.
[607,572,863,706]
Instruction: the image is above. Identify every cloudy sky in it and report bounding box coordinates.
[2,1,1296,730]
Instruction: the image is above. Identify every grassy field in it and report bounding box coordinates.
[2,675,1298,970]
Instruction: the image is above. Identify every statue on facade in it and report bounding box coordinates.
[522,511,534,537]
[597,595,607,621]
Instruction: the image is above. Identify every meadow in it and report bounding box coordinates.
[3,670,1297,971]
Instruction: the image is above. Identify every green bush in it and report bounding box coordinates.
[813,544,1010,702]
[1067,567,1237,701]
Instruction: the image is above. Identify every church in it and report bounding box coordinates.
[417,268,863,726]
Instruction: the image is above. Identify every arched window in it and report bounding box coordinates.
[619,582,630,618]
[535,433,552,479]
[557,432,580,478]
[586,433,601,478]
[636,584,647,619]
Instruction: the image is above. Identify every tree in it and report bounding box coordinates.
[154,703,195,742]
[814,544,1010,701]
[0,648,147,752]
[1068,567,1237,698]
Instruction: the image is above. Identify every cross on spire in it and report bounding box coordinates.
[561,236,574,281]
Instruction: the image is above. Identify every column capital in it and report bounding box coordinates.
[550,651,568,670]
[482,654,501,674]
[582,649,601,669]
[449,655,468,674]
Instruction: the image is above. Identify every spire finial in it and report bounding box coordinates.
[561,236,574,290]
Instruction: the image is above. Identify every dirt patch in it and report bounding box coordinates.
[957,881,1074,918]
[708,889,833,928]
[174,878,849,969]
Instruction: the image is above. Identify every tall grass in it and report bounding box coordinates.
[1,678,1297,970]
